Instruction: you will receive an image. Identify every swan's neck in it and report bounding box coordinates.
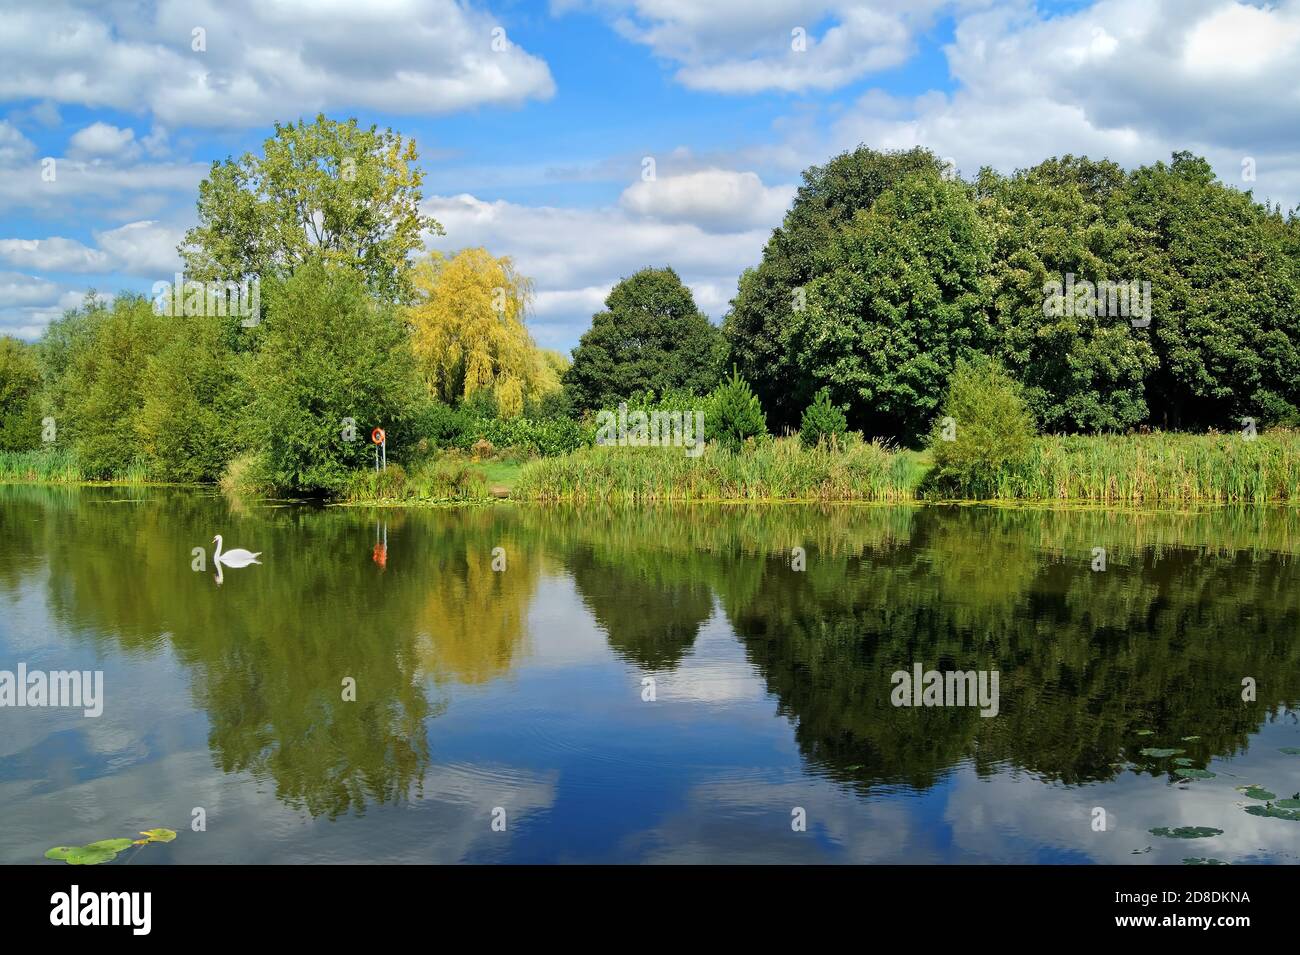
[213,536,223,561]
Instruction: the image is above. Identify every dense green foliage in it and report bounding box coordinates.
[799,388,849,449]
[725,145,1300,442]
[563,267,724,411]
[704,367,768,452]
[0,337,42,451]
[928,357,1036,497]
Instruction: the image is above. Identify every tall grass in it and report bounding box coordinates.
[341,455,492,503]
[515,435,925,502]
[0,448,84,483]
[985,431,1300,503]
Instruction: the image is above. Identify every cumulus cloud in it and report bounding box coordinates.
[68,121,140,159]
[562,0,950,93]
[0,221,184,278]
[619,169,795,232]
[0,0,556,128]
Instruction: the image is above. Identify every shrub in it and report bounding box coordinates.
[705,367,768,452]
[928,356,1036,497]
[799,387,849,448]
[219,452,274,497]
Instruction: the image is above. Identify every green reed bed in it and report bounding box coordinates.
[0,448,85,483]
[514,436,925,503]
[993,431,1300,503]
[340,455,494,504]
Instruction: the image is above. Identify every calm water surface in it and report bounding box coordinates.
[2,485,1298,864]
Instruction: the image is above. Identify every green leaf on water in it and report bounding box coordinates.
[1275,798,1300,809]
[1139,748,1185,758]
[1244,805,1300,821]
[139,828,176,843]
[1236,786,1276,800]
[1149,826,1222,839]
[84,838,134,853]
[1175,768,1215,779]
[1182,858,1228,865]
[1135,730,1155,736]
[1181,736,1201,741]
[65,846,119,865]
[1280,747,1300,755]
[1173,757,1195,766]
[44,846,77,861]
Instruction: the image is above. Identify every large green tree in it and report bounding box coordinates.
[976,156,1157,432]
[563,267,723,411]
[799,171,994,444]
[181,115,439,304]
[243,262,422,493]
[723,146,946,428]
[1117,152,1300,428]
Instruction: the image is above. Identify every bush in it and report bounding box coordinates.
[705,367,767,452]
[928,356,1036,497]
[799,387,848,448]
[219,452,274,497]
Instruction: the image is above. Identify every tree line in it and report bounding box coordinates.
[2,114,1298,491]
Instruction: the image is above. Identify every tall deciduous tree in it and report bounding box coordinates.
[563,267,723,411]
[181,115,439,304]
[0,337,43,451]
[800,171,994,445]
[723,146,946,428]
[406,248,557,417]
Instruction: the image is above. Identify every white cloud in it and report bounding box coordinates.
[565,0,949,94]
[0,0,555,128]
[68,121,140,159]
[0,237,109,272]
[620,169,795,232]
[0,221,185,278]
[0,120,36,164]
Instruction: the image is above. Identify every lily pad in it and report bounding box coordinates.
[1135,730,1155,736]
[1173,757,1195,766]
[1244,805,1300,821]
[85,838,134,853]
[1182,858,1228,865]
[1181,736,1201,741]
[44,846,78,861]
[1139,747,1185,758]
[1175,768,1216,779]
[1280,747,1300,755]
[1275,798,1300,809]
[139,828,176,843]
[65,846,119,865]
[1149,826,1222,839]
[1236,786,1276,800]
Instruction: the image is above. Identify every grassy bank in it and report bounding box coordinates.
[0,449,149,484]
[514,431,1300,504]
[514,436,928,502]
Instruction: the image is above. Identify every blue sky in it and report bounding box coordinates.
[2,0,1298,349]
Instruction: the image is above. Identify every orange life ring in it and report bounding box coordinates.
[371,427,386,445]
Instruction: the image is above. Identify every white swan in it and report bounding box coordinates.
[213,534,261,568]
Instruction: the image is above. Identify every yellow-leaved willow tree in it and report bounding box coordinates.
[406,248,561,416]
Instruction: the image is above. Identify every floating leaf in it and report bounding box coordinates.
[44,846,77,861]
[1173,757,1195,766]
[1244,805,1300,821]
[1149,826,1222,839]
[1139,748,1184,758]
[65,846,119,865]
[1280,747,1300,755]
[84,838,134,853]
[1136,730,1155,736]
[1236,786,1276,800]
[139,828,176,843]
[1175,768,1215,779]
[1183,858,1228,865]
[1275,798,1300,809]
[1181,736,1201,741]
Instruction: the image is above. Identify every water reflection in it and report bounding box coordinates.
[1,486,1297,862]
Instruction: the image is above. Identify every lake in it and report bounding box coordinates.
[2,485,1298,864]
